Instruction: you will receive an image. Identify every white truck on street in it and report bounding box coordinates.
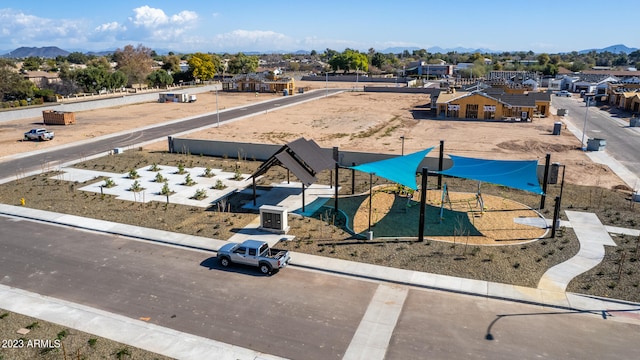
[24,128,55,141]
[217,239,291,275]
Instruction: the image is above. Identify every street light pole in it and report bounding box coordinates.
[215,89,220,128]
[325,70,328,97]
[581,98,590,150]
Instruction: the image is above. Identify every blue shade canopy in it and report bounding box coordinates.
[439,155,544,194]
[350,148,433,190]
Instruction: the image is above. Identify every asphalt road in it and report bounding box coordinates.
[553,96,640,181]
[1,216,638,359]
[0,89,343,180]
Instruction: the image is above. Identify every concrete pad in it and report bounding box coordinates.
[55,165,253,208]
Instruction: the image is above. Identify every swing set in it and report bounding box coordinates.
[438,182,486,223]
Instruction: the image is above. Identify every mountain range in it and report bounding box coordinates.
[1,44,637,58]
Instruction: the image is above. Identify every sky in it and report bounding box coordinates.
[0,0,637,54]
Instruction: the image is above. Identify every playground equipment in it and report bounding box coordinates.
[438,182,485,223]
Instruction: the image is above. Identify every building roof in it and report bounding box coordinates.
[250,137,334,187]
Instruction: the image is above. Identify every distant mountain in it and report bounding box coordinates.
[380,46,499,54]
[578,44,637,54]
[1,46,69,58]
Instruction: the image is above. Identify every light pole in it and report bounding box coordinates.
[215,88,220,128]
[400,135,405,155]
[581,98,590,150]
[325,70,328,97]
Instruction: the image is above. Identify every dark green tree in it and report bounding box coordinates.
[227,53,258,74]
[22,56,42,71]
[67,52,89,64]
[147,69,173,87]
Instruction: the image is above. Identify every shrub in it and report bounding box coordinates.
[128,169,139,179]
[183,173,196,186]
[103,178,116,188]
[160,181,171,195]
[202,166,214,178]
[154,173,164,182]
[191,188,207,200]
[213,179,226,190]
[149,163,161,171]
[129,180,144,192]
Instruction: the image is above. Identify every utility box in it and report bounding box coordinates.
[259,205,289,234]
[42,110,76,125]
[552,122,562,135]
[557,109,568,116]
[587,138,606,151]
[631,118,640,127]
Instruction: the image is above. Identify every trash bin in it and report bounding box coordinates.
[552,122,562,135]
[631,118,640,127]
[283,89,289,96]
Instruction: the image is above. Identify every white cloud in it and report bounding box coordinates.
[0,8,87,47]
[213,29,295,51]
[95,22,126,32]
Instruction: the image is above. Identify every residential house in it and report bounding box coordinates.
[435,87,550,120]
[23,71,60,87]
[223,73,295,94]
[405,61,454,78]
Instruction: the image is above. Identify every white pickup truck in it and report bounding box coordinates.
[24,128,55,141]
[217,239,291,275]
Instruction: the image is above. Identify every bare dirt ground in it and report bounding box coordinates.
[0,81,638,302]
[0,80,625,189]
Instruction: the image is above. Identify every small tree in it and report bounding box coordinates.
[160,181,172,195]
[202,166,214,178]
[191,188,207,200]
[128,169,139,179]
[154,173,165,183]
[149,163,161,172]
[129,180,144,192]
[183,173,196,186]
[103,178,116,188]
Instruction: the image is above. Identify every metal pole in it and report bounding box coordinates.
[252,176,256,206]
[438,140,444,189]
[418,167,428,242]
[215,89,220,128]
[325,71,328,97]
[400,136,405,155]
[351,163,356,195]
[540,153,551,209]
[302,183,305,213]
[581,98,590,150]
[368,172,373,232]
[334,162,339,213]
[551,196,560,238]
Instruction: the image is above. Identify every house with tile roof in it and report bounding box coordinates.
[434,87,550,120]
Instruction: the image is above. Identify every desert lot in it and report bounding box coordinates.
[0,81,624,189]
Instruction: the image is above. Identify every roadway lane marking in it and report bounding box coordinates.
[342,284,408,360]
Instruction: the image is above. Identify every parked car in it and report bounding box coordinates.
[556,90,571,97]
[24,128,55,141]
[217,239,291,274]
